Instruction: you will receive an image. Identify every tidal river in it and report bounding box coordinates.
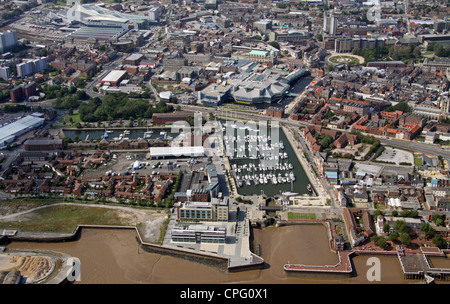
[5,225,447,284]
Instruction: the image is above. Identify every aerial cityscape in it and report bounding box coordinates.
[0,0,449,289]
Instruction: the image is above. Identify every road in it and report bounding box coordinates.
[175,104,450,160]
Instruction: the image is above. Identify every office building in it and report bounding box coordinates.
[148,5,163,22]
[176,197,229,222]
[323,11,337,35]
[171,224,226,244]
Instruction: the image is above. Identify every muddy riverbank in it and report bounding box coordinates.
[6,224,443,284]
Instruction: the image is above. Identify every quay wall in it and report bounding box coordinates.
[4,225,235,272]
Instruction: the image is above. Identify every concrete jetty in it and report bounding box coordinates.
[284,250,355,278]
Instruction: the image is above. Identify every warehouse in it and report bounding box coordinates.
[68,26,129,42]
[24,138,63,151]
[98,70,127,86]
[149,146,205,159]
[0,113,45,149]
[152,111,194,125]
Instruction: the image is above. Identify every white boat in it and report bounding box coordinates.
[144,131,153,138]
[289,171,295,181]
[282,192,298,196]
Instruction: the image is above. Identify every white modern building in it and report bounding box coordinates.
[171,224,226,244]
[149,146,205,159]
[67,3,155,29]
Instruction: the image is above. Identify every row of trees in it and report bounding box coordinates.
[352,45,425,64]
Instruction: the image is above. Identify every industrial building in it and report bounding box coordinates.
[98,70,127,86]
[67,27,129,42]
[0,113,45,149]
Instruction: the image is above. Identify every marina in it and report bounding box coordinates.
[222,121,312,197]
[62,127,175,142]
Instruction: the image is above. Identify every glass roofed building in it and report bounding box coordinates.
[229,70,290,104]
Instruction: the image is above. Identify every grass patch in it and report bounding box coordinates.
[329,55,362,66]
[0,205,134,233]
[414,156,423,166]
[288,212,316,220]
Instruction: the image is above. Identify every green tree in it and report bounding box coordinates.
[389,232,398,242]
[377,237,387,249]
[432,234,448,248]
[420,222,435,239]
[432,214,444,226]
[268,41,280,50]
[383,223,390,233]
[394,220,409,234]
[399,233,411,245]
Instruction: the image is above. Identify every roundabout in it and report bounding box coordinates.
[327,53,365,66]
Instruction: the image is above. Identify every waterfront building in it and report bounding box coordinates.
[176,196,229,222]
[24,138,63,151]
[171,224,226,244]
[152,111,194,125]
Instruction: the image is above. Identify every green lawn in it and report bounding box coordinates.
[329,55,362,66]
[60,113,82,126]
[414,154,423,166]
[288,212,316,220]
[0,205,134,233]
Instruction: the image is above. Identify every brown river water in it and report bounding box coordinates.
[5,225,449,284]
